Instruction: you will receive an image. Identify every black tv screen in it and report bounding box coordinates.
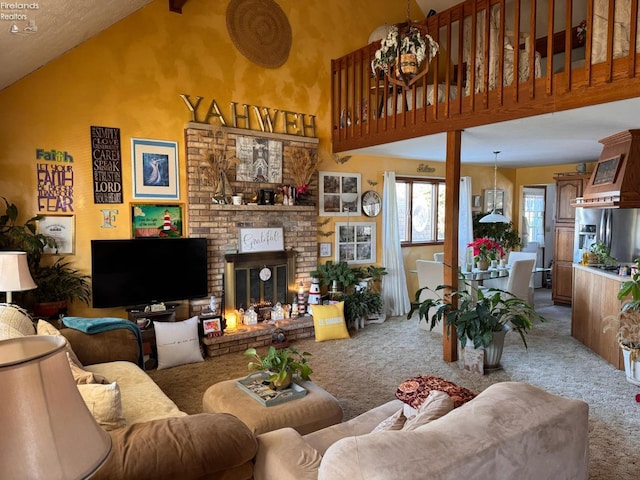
[91,238,208,308]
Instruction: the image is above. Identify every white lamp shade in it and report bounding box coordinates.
[0,251,37,292]
[479,211,510,223]
[0,336,111,479]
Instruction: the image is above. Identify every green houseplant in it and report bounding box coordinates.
[32,258,92,317]
[472,212,522,255]
[243,345,313,390]
[340,289,384,327]
[310,260,358,293]
[409,281,545,368]
[603,258,640,385]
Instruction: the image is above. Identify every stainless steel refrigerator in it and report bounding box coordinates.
[574,208,640,264]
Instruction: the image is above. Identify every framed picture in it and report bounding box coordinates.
[131,138,179,199]
[38,215,75,254]
[203,316,223,337]
[235,135,283,183]
[131,204,183,238]
[473,195,482,209]
[319,172,361,216]
[319,242,332,257]
[335,222,376,264]
[483,189,504,214]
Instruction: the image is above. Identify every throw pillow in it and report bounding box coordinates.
[401,390,454,431]
[0,322,24,340]
[154,316,204,370]
[310,302,350,342]
[36,319,83,367]
[77,382,127,431]
[395,374,476,409]
[66,352,109,385]
[371,408,407,433]
[0,303,35,336]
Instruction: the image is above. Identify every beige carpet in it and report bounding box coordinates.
[149,289,640,479]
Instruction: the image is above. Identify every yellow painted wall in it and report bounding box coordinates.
[0,0,410,317]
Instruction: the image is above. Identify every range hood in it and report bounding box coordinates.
[573,129,640,208]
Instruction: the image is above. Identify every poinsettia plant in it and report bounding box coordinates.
[468,237,503,262]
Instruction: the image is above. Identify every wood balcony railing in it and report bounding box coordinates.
[331,0,640,153]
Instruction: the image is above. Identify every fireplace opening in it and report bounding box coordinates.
[225,251,296,313]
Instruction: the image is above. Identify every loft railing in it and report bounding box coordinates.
[331,0,640,153]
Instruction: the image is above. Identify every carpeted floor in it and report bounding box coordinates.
[148,289,640,479]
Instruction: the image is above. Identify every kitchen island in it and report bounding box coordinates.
[572,264,627,369]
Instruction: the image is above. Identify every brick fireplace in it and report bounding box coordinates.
[185,123,319,316]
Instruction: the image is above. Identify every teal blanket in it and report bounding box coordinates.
[62,317,144,369]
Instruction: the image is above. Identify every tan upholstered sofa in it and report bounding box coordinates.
[0,304,257,480]
[253,382,590,480]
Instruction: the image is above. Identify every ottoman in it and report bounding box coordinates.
[203,378,343,435]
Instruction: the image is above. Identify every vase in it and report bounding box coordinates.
[477,259,489,271]
[484,327,509,370]
[491,259,498,269]
[622,345,640,386]
[396,53,418,76]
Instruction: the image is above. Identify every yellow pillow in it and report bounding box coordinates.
[310,302,350,342]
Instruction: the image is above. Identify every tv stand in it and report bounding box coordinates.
[127,307,178,369]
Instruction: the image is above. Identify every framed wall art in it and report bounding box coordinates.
[131,204,183,238]
[319,242,332,258]
[335,222,376,264]
[235,135,283,183]
[473,195,482,209]
[483,189,504,214]
[38,215,75,254]
[319,171,361,216]
[131,138,179,199]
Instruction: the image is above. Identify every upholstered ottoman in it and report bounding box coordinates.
[203,378,343,435]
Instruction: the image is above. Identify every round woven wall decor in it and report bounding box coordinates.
[226,0,292,69]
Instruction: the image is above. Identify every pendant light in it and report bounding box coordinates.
[479,151,510,224]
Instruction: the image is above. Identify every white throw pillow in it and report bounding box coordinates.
[371,408,407,432]
[402,390,454,431]
[154,316,204,370]
[77,382,127,431]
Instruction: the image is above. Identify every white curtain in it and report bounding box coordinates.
[459,176,474,268]
[381,171,411,316]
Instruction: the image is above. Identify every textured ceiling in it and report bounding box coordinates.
[0,0,153,91]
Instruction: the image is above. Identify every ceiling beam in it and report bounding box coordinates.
[169,0,189,14]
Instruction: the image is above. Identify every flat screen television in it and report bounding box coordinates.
[91,238,208,308]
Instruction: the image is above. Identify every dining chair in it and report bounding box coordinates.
[504,258,536,306]
[433,252,445,263]
[415,260,444,330]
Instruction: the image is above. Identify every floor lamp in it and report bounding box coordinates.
[0,335,111,479]
[0,251,37,304]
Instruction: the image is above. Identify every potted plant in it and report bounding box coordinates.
[603,258,640,385]
[339,288,384,328]
[31,257,91,318]
[589,240,617,266]
[468,237,503,270]
[0,197,57,273]
[243,345,313,390]
[409,281,545,369]
[310,260,358,294]
[371,24,439,76]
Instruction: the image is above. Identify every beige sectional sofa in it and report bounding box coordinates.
[0,304,257,480]
[254,382,590,480]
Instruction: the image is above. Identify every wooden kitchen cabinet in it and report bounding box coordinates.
[552,174,590,305]
[572,265,624,369]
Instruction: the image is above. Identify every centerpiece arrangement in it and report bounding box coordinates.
[371,22,439,88]
[468,237,503,270]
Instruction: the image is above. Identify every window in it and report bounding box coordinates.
[522,186,546,245]
[396,176,445,245]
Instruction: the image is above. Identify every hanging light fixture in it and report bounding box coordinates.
[480,151,510,224]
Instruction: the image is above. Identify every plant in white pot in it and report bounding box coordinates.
[603,258,640,385]
[409,281,545,370]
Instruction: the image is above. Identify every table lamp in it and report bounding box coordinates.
[0,335,112,479]
[0,251,37,303]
